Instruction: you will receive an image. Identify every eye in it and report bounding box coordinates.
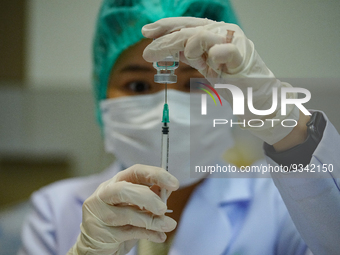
[126,81,151,93]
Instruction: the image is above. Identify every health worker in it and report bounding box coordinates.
[19,1,340,255]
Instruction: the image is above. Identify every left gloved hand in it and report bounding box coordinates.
[142,17,300,145]
[67,164,178,255]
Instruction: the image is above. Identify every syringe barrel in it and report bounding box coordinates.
[161,129,169,171]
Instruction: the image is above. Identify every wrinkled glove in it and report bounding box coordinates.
[142,17,300,145]
[67,164,179,255]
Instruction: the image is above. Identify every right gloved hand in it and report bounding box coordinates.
[142,17,300,145]
[67,164,179,255]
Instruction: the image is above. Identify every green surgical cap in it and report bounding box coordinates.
[93,0,239,124]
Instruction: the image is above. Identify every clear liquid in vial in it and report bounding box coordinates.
[153,53,179,84]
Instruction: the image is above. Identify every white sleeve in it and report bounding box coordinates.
[18,191,57,255]
[267,112,340,255]
[304,249,314,255]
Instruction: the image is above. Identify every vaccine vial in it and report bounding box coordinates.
[153,53,179,84]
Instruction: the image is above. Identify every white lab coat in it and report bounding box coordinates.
[19,112,340,255]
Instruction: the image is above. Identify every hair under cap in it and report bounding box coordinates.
[93,0,239,124]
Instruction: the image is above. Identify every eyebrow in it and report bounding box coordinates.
[119,64,154,73]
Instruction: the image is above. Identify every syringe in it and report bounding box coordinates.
[153,54,179,208]
[160,83,169,203]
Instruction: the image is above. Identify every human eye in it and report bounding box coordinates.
[125,81,152,94]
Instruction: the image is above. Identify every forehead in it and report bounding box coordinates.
[113,39,153,71]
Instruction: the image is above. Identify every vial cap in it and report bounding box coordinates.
[154,74,177,84]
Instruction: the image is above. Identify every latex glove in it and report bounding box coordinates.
[142,17,299,145]
[67,164,179,255]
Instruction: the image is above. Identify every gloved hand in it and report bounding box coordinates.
[142,17,299,145]
[67,164,179,255]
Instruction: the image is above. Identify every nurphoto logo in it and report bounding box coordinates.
[197,82,312,128]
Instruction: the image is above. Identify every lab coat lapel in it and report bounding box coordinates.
[167,179,232,255]
[170,198,231,255]
[168,178,252,255]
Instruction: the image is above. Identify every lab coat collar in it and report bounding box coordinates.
[201,177,253,206]
[169,177,253,255]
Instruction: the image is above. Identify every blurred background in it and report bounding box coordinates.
[0,0,339,254]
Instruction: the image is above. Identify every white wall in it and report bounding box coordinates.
[0,86,113,177]
[231,0,340,79]
[26,0,102,88]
